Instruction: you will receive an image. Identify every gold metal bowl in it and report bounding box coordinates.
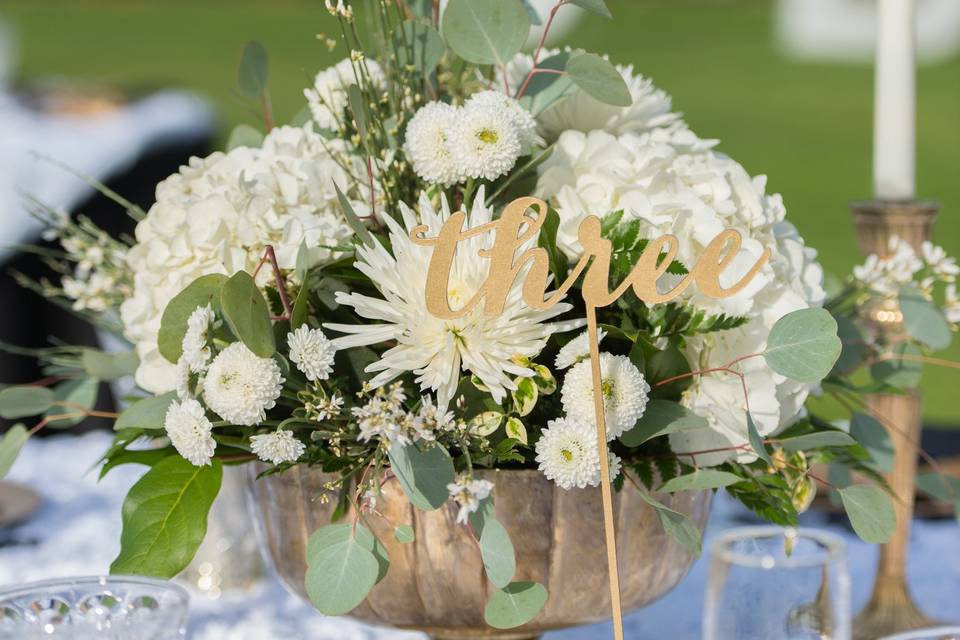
[249,466,711,640]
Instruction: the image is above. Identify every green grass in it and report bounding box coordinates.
[3,0,959,421]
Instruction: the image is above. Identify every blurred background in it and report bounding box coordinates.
[0,0,958,422]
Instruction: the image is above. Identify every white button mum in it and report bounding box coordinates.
[403,101,460,186]
[446,476,494,525]
[465,90,539,153]
[534,417,601,490]
[326,190,582,408]
[203,343,284,426]
[164,398,216,466]
[250,429,305,465]
[287,325,337,382]
[450,101,522,181]
[181,305,215,374]
[561,352,649,441]
[554,328,606,370]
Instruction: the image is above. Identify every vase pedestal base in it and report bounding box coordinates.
[853,576,938,640]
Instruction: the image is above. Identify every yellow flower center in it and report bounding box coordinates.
[561,448,574,462]
[601,377,615,398]
[478,128,499,144]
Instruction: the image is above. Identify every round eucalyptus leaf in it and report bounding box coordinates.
[838,484,895,543]
[567,0,612,18]
[763,308,841,383]
[305,523,380,616]
[849,412,894,472]
[899,286,952,351]
[479,518,516,589]
[238,41,268,98]
[392,21,446,72]
[387,442,456,511]
[565,52,632,107]
[46,377,99,428]
[484,581,548,629]
[0,386,55,419]
[441,0,530,65]
[226,124,264,151]
[870,342,923,388]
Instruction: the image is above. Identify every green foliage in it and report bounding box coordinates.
[620,400,706,447]
[870,342,923,388]
[724,472,799,527]
[763,308,842,383]
[441,0,530,66]
[334,183,376,248]
[237,40,268,98]
[517,52,577,116]
[568,0,612,19]
[469,495,496,535]
[536,206,569,283]
[158,274,226,363]
[226,124,264,150]
[566,52,632,107]
[849,412,894,472]
[916,473,960,521]
[98,447,172,480]
[392,21,446,72]
[81,349,138,381]
[504,416,528,445]
[510,378,538,417]
[838,484,895,543]
[0,424,29,480]
[46,377,98,427]
[746,412,772,465]
[831,315,868,375]
[220,271,276,357]
[0,386,55,419]
[647,304,748,338]
[659,469,741,493]
[479,518,516,588]
[638,490,701,555]
[394,524,415,544]
[645,343,692,399]
[347,84,368,139]
[114,392,177,432]
[899,285,952,351]
[778,431,856,452]
[111,456,222,577]
[387,442,456,510]
[305,523,380,615]
[484,581,548,629]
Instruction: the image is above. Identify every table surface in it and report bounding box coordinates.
[2,432,958,639]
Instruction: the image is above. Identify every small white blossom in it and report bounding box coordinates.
[314,393,345,421]
[164,398,216,467]
[203,343,284,426]
[561,352,650,440]
[450,101,522,181]
[447,476,494,525]
[181,305,215,373]
[324,0,353,19]
[922,241,959,279]
[555,328,607,369]
[945,285,960,323]
[404,101,460,186]
[250,430,305,464]
[535,417,601,489]
[464,90,538,153]
[288,325,337,381]
[607,451,622,483]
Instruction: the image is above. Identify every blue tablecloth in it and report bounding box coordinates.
[2,432,958,639]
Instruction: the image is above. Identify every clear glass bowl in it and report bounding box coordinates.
[0,576,188,639]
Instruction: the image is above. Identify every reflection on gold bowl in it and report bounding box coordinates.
[250,466,711,640]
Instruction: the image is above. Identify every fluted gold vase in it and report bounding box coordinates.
[249,466,711,640]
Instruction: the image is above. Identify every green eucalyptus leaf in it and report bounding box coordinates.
[659,469,741,493]
[81,349,138,381]
[238,40,268,98]
[158,274,226,364]
[305,523,380,615]
[479,518,516,589]
[568,0,612,18]
[46,377,99,427]
[114,392,178,432]
[226,124,264,150]
[0,386,55,419]
[110,456,222,577]
[565,52,631,107]
[469,495,496,536]
[899,286,952,351]
[0,424,29,480]
[220,271,276,357]
[747,412,772,466]
[763,308,842,383]
[779,431,856,452]
[392,21,446,72]
[441,0,530,65]
[353,523,390,583]
[638,490,702,556]
[916,472,960,520]
[838,484,895,543]
[831,315,868,375]
[517,52,577,116]
[504,416,528,445]
[619,400,706,447]
[387,442,456,510]
[870,342,923,388]
[484,581,548,629]
[849,412,894,472]
[394,524,415,544]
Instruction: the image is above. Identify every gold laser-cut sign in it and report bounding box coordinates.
[412,197,770,640]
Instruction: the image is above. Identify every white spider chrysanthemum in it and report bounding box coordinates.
[250,429,306,465]
[535,417,601,490]
[326,189,581,408]
[203,343,284,426]
[554,328,607,369]
[404,101,460,186]
[561,352,649,440]
[447,476,494,525]
[305,57,383,130]
[464,90,538,153]
[287,325,337,382]
[450,102,522,181]
[181,305,215,373]
[164,398,216,466]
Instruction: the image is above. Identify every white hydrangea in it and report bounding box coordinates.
[250,429,305,465]
[555,328,606,369]
[450,101,522,181]
[447,476,494,525]
[121,123,372,394]
[534,417,601,490]
[287,325,337,382]
[305,57,384,130]
[535,131,826,466]
[561,352,650,440]
[164,398,216,466]
[203,343,284,426]
[501,51,714,150]
[181,305,215,373]
[403,101,460,186]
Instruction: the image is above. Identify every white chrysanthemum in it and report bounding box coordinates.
[121,123,371,393]
[250,430,305,465]
[465,90,539,153]
[450,102,522,181]
[404,101,460,186]
[607,451,622,483]
[561,352,649,440]
[535,417,601,489]
[164,398,216,466]
[555,328,607,369]
[287,325,336,382]
[181,305,215,373]
[326,189,582,408]
[202,343,284,426]
[447,476,494,525]
[501,51,714,151]
[305,57,384,130]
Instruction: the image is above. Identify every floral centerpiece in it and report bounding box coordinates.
[2,0,959,635]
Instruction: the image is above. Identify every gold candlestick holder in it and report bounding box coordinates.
[850,199,940,640]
